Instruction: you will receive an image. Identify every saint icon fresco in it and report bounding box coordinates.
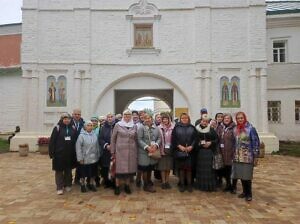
[220,76,240,108]
[47,76,67,107]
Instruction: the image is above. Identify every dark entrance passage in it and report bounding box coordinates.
[114,89,173,114]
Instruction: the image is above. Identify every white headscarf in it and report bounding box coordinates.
[117,109,134,128]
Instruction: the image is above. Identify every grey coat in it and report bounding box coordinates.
[137,124,162,166]
[110,124,138,174]
[76,130,100,165]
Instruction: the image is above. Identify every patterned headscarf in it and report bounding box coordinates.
[235,111,248,135]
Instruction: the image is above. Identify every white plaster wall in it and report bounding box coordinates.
[266,16,300,140]
[267,26,300,63]
[268,89,300,141]
[0,74,22,132]
[21,0,268,134]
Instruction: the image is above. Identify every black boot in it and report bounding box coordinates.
[124,185,132,194]
[114,186,120,195]
[245,180,252,201]
[87,183,97,192]
[239,180,247,198]
[81,184,87,193]
[231,179,237,194]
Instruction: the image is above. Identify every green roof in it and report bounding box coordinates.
[266,1,300,15]
[0,67,22,76]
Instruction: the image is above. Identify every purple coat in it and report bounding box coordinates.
[216,122,236,166]
[110,123,138,174]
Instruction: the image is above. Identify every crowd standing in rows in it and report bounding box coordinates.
[49,108,260,202]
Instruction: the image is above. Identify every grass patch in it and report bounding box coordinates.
[272,141,300,157]
[0,138,9,154]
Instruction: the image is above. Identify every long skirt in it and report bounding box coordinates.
[195,149,216,191]
[231,162,253,180]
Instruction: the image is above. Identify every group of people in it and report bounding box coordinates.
[49,108,260,202]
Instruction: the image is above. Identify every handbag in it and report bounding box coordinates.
[175,150,189,159]
[148,149,162,160]
[109,159,116,179]
[147,127,161,160]
[212,150,224,170]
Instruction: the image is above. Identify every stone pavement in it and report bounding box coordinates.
[0,153,299,224]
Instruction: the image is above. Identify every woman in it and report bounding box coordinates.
[49,113,77,195]
[171,113,197,193]
[216,113,236,192]
[76,121,101,193]
[99,113,115,188]
[137,113,161,193]
[232,112,260,201]
[110,109,138,195]
[195,115,218,192]
[157,113,174,189]
[213,113,224,188]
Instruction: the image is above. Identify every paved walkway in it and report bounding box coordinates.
[0,153,299,224]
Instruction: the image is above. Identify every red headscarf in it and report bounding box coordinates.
[235,111,248,135]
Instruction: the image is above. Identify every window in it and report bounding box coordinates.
[134,24,153,48]
[268,101,281,123]
[273,41,286,63]
[295,101,300,123]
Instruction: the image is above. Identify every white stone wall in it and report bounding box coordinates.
[0,74,22,132]
[21,0,269,137]
[267,16,300,140]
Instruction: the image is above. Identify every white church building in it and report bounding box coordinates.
[4,0,300,151]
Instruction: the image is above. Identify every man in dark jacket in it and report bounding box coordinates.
[70,109,85,184]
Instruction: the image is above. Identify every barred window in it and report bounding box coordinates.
[268,101,281,123]
[295,101,300,123]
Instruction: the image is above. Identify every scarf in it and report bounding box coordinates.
[118,118,134,128]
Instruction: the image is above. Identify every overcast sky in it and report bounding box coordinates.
[0,0,22,25]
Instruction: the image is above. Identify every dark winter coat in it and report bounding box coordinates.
[196,126,218,152]
[216,122,236,165]
[99,121,115,167]
[49,122,77,171]
[70,118,85,139]
[171,122,198,157]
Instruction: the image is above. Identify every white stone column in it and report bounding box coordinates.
[204,69,211,113]
[249,68,258,127]
[195,70,203,112]
[21,70,31,131]
[260,68,269,133]
[74,70,82,109]
[81,70,91,119]
[29,70,40,132]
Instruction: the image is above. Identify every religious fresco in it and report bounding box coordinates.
[134,24,153,48]
[47,75,67,107]
[220,76,240,108]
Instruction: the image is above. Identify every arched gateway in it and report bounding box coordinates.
[11,0,278,152]
[94,73,190,117]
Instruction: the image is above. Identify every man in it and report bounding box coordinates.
[70,109,85,185]
[194,108,208,127]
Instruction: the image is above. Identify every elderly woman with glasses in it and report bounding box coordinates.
[76,120,101,193]
[110,109,138,195]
